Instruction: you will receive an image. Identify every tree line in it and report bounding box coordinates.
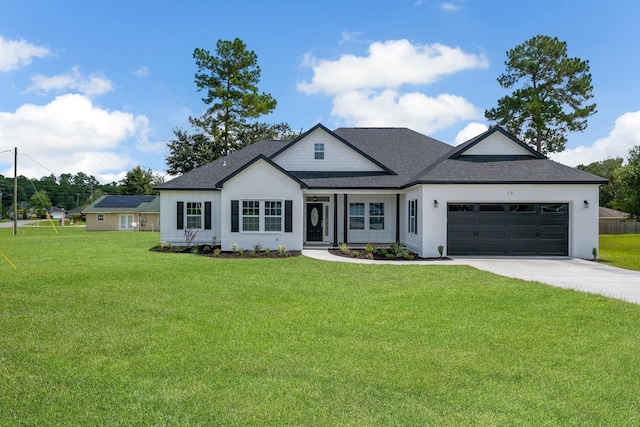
[0,166,163,219]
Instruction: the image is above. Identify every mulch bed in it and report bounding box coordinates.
[328,249,451,261]
[150,245,301,258]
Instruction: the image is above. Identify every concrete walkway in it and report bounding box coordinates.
[302,249,640,305]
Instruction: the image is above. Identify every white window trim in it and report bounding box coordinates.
[97,213,104,221]
[186,202,203,229]
[241,199,284,233]
[350,202,386,231]
[314,143,324,160]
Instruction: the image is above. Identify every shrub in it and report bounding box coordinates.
[230,243,239,253]
[365,243,376,254]
[253,243,262,252]
[212,248,221,257]
[351,250,360,257]
[438,245,444,257]
[339,242,350,254]
[592,247,598,260]
[192,244,200,255]
[184,228,199,248]
[264,247,271,256]
[277,244,288,257]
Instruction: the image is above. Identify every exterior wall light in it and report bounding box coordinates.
[434,200,438,208]
[584,200,589,208]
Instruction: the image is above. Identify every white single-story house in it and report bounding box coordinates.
[155,124,607,258]
[83,195,160,231]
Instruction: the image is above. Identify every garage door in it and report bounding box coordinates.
[447,203,568,256]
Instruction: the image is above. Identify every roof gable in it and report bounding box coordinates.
[271,123,394,174]
[216,155,307,189]
[451,126,544,159]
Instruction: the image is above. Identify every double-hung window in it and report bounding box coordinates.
[314,143,325,160]
[349,202,365,230]
[408,199,417,234]
[242,200,260,231]
[186,202,202,228]
[264,201,282,231]
[369,203,385,230]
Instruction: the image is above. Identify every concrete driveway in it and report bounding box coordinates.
[460,257,640,305]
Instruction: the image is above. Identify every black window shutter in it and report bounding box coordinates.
[284,200,293,232]
[177,201,184,230]
[204,202,212,230]
[408,200,411,233]
[231,200,239,232]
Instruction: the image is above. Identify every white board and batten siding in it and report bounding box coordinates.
[273,127,384,172]
[159,190,222,246]
[419,183,600,259]
[220,159,304,252]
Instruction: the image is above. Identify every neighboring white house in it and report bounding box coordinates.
[155,124,607,258]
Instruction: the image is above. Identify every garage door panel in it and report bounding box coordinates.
[447,203,568,256]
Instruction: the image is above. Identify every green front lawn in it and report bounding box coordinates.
[2,227,640,425]
[600,234,640,271]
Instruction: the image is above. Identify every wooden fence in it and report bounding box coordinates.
[599,221,640,235]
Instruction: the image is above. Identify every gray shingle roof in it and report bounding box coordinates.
[155,125,608,191]
[83,195,160,213]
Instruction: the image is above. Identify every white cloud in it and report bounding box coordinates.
[441,2,462,11]
[133,66,149,77]
[28,66,113,96]
[550,111,640,166]
[298,39,487,134]
[454,122,488,145]
[0,94,149,180]
[0,35,50,72]
[297,39,488,95]
[339,31,362,45]
[332,89,481,134]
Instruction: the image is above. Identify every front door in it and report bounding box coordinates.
[306,203,323,241]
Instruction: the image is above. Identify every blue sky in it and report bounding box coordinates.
[1,0,639,182]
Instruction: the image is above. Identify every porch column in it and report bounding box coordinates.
[343,194,348,244]
[333,193,338,247]
[396,193,400,243]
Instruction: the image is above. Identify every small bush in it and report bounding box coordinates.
[264,247,271,256]
[438,245,444,257]
[339,242,350,254]
[365,243,376,254]
[192,244,200,255]
[351,250,360,257]
[277,244,288,257]
[212,248,221,257]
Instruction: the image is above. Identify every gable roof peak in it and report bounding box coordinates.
[450,126,545,159]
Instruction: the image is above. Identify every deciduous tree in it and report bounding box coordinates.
[615,146,640,220]
[121,166,163,195]
[485,35,596,154]
[577,158,623,208]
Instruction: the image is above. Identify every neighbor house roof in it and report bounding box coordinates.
[83,195,159,214]
[599,206,630,219]
[155,125,608,191]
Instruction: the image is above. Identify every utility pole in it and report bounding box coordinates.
[13,147,18,236]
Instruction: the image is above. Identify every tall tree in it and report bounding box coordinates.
[577,158,623,208]
[615,146,640,220]
[121,166,163,195]
[485,35,597,154]
[190,38,277,154]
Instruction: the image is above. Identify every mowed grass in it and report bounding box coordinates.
[600,234,640,271]
[1,228,640,425]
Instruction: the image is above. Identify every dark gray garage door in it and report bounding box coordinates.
[447,203,568,256]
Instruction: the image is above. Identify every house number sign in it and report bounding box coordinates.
[311,207,319,227]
